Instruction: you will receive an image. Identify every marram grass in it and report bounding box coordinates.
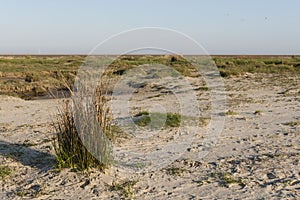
[52,81,112,172]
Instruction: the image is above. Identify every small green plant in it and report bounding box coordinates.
[110,179,138,199]
[134,112,181,128]
[0,165,11,180]
[165,113,181,127]
[210,172,244,187]
[225,110,238,116]
[133,111,151,127]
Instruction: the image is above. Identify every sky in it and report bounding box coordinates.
[0,0,299,55]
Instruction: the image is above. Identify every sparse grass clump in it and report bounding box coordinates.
[53,101,101,170]
[210,172,244,187]
[134,113,151,127]
[110,179,138,199]
[165,167,187,176]
[53,82,112,171]
[165,113,181,127]
[0,165,11,180]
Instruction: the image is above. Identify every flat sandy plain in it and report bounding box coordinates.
[0,56,299,199]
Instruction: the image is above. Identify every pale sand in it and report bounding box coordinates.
[0,74,299,199]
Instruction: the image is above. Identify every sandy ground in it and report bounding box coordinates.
[0,73,299,199]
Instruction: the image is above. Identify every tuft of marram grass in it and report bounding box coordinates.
[52,81,113,172]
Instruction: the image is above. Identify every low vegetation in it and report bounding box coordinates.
[165,167,187,176]
[134,111,181,128]
[213,56,300,77]
[52,81,113,171]
[110,179,138,199]
[0,56,82,99]
[210,172,244,187]
[1,55,299,99]
[0,165,11,180]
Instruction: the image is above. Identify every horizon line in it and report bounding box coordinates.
[0,54,299,57]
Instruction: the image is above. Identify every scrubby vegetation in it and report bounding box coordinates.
[213,56,300,77]
[210,172,244,187]
[0,56,82,99]
[1,55,300,99]
[110,179,138,199]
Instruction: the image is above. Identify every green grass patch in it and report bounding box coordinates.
[210,172,244,187]
[0,165,11,180]
[1,55,299,99]
[213,56,300,77]
[134,111,181,128]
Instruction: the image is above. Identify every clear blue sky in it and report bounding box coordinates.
[0,0,299,55]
